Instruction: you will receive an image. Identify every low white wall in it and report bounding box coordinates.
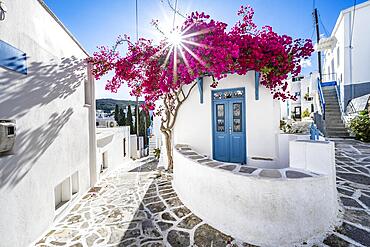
[173,147,338,246]
[278,134,325,168]
[96,127,131,175]
[290,140,337,189]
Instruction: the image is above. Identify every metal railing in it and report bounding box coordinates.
[317,78,326,119]
[321,72,337,82]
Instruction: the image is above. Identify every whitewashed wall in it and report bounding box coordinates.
[323,1,370,108]
[96,127,131,176]
[0,0,95,246]
[173,72,280,163]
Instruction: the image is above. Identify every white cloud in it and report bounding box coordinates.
[300,59,312,68]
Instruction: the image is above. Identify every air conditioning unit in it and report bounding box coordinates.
[0,120,16,153]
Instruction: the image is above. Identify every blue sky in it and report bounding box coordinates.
[45,0,366,100]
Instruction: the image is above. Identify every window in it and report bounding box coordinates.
[216,104,225,132]
[7,126,14,136]
[337,47,340,67]
[233,103,242,132]
[213,89,243,100]
[54,177,71,210]
[331,59,335,80]
[292,76,303,82]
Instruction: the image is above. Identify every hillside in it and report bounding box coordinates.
[96,98,144,112]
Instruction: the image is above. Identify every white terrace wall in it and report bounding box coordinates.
[173,72,281,164]
[0,0,95,246]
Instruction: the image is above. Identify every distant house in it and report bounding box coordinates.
[322,1,370,111]
[96,109,118,128]
[0,1,97,246]
[280,73,319,120]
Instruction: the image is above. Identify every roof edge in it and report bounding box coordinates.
[331,1,370,36]
[37,0,90,57]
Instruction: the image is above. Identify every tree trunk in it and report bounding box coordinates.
[162,129,173,171]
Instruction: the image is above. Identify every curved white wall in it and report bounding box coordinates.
[173,147,338,246]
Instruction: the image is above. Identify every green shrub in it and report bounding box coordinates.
[153,148,161,159]
[302,108,310,118]
[349,110,370,142]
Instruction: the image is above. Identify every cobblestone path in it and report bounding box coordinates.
[35,139,370,247]
[323,139,370,247]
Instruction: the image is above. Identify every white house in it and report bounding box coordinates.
[322,1,370,111]
[153,72,339,245]
[281,73,319,120]
[0,1,98,246]
[173,72,280,167]
[96,110,118,128]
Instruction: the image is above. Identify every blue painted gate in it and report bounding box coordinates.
[212,88,246,164]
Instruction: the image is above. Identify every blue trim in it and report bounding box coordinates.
[0,40,27,74]
[321,81,337,87]
[255,72,260,100]
[197,77,204,104]
[317,79,326,119]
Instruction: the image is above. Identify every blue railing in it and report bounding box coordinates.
[317,79,326,119]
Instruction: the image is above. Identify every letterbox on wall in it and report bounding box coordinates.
[0,120,16,153]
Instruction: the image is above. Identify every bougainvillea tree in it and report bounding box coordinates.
[88,6,314,171]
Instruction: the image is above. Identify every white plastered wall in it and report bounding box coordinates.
[0,0,95,246]
[96,127,131,176]
[173,72,280,164]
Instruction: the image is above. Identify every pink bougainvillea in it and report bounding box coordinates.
[88,5,314,170]
[89,5,313,109]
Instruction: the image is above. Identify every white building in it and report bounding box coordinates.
[96,110,118,128]
[0,1,98,246]
[153,72,338,245]
[281,73,319,120]
[322,1,370,111]
[96,127,131,174]
[171,72,281,167]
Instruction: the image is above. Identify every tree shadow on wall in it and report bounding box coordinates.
[0,56,85,118]
[0,55,85,189]
[0,108,74,189]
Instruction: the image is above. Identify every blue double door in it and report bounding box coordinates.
[212,88,246,164]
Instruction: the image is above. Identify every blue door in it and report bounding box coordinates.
[212,88,246,164]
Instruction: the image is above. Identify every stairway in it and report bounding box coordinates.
[322,86,350,137]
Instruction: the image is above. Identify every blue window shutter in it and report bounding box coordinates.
[0,40,27,74]
[197,77,204,104]
[255,71,260,100]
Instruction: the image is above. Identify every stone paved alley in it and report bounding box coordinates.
[36,139,370,247]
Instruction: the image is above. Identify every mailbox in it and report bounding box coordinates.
[0,120,16,153]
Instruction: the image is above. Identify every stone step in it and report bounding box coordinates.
[327,133,350,138]
[326,107,341,110]
[326,129,349,134]
[326,109,341,112]
[324,97,338,101]
[326,116,342,120]
[327,123,346,128]
[327,126,347,131]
